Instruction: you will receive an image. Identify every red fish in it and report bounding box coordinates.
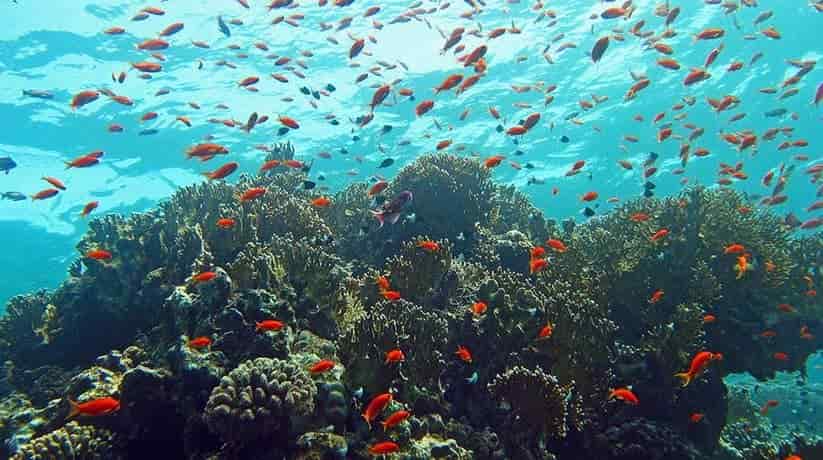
[192,271,217,283]
[381,410,411,431]
[278,115,299,129]
[368,181,388,196]
[690,413,705,423]
[311,196,331,207]
[455,345,472,363]
[309,359,336,374]
[369,441,400,455]
[648,289,664,304]
[529,258,548,274]
[650,228,669,242]
[189,336,212,349]
[435,74,463,93]
[255,320,285,332]
[773,352,789,361]
[239,187,267,202]
[415,99,434,116]
[67,397,120,419]
[382,290,401,301]
[581,191,599,202]
[203,162,238,180]
[217,218,236,229]
[80,201,99,217]
[41,176,66,190]
[675,351,722,386]
[70,90,99,110]
[385,348,405,364]
[31,189,59,200]
[536,323,553,340]
[417,240,440,252]
[86,249,112,261]
[591,36,610,63]
[187,143,228,160]
[363,392,393,427]
[609,388,639,405]
[471,301,487,316]
[546,239,567,253]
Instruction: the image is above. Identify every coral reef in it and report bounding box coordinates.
[0,153,819,460]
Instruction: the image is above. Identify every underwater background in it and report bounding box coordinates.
[0,0,821,459]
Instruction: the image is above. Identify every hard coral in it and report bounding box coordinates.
[11,421,116,460]
[204,357,317,445]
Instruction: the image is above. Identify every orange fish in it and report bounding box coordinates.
[368,441,400,455]
[65,155,100,169]
[529,258,548,274]
[203,162,238,180]
[733,255,748,279]
[675,351,722,386]
[385,348,405,364]
[255,320,285,332]
[703,314,716,324]
[217,218,236,229]
[530,246,546,260]
[80,201,99,217]
[581,191,599,202]
[723,243,745,254]
[368,181,388,196]
[484,155,505,168]
[311,196,331,207]
[471,301,487,316]
[536,323,553,340]
[773,352,789,361]
[648,289,664,304]
[70,90,100,110]
[650,228,669,242]
[42,176,66,190]
[546,239,567,253]
[376,275,390,292]
[186,143,228,160]
[381,410,411,431]
[415,99,434,116]
[760,399,779,415]
[362,392,393,428]
[417,240,440,252]
[434,74,463,94]
[239,187,267,202]
[278,115,300,129]
[189,336,212,349]
[193,271,217,283]
[629,212,649,222]
[86,249,112,261]
[309,359,336,374]
[382,290,401,301]
[455,345,472,363]
[67,397,120,419]
[608,388,639,405]
[690,413,705,423]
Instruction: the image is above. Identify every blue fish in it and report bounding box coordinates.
[218,16,230,37]
[0,157,17,174]
[1,192,26,201]
[465,371,478,384]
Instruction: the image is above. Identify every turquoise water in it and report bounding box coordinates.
[0,0,820,307]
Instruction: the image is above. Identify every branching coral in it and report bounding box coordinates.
[204,357,317,445]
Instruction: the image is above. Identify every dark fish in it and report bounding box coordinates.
[218,16,231,37]
[243,112,258,132]
[381,124,393,134]
[139,129,158,136]
[643,189,654,198]
[582,207,596,217]
[352,135,361,142]
[643,181,656,190]
[317,173,326,181]
[378,158,395,168]
[0,157,17,174]
[300,86,311,95]
[277,127,289,136]
[372,190,413,227]
[495,125,504,133]
[564,112,580,121]
[1,191,26,201]
[514,150,524,156]
[330,119,340,125]
[764,108,787,117]
[22,89,53,99]
[560,135,569,143]
[302,180,316,190]
[785,213,801,228]
[312,90,320,100]
[525,163,535,169]
[325,83,336,92]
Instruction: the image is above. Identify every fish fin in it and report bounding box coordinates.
[254,322,261,332]
[673,372,692,387]
[66,399,79,420]
[381,420,388,432]
[385,212,402,225]
[370,210,385,228]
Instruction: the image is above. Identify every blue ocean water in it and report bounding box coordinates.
[0,0,820,310]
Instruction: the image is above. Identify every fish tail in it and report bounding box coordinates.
[254,322,261,332]
[201,172,214,180]
[371,210,385,228]
[674,372,692,387]
[66,399,79,420]
[362,413,372,430]
[380,420,388,432]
